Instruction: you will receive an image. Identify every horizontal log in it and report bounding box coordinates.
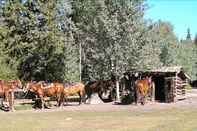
[175,81,187,85]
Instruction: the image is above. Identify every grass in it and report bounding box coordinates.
[0,107,197,131]
[14,103,33,110]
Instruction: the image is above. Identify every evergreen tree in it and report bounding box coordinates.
[186,28,191,40]
[0,0,77,82]
[175,40,197,80]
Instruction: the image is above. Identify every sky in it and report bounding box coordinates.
[144,0,197,40]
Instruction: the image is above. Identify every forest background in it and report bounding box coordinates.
[0,0,196,82]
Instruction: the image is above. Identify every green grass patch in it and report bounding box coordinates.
[14,103,33,111]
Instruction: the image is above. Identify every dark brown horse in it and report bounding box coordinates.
[63,82,85,105]
[85,80,116,104]
[135,76,154,105]
[25,81,64,109]
[0,80,22,111]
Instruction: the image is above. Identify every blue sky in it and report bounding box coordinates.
[144,0,197,40]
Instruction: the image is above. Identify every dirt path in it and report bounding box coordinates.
[2,89,197,114]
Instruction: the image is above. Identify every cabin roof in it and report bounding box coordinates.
[125,66,191,80]
[151,66,183,73]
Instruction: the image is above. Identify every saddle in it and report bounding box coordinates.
[41,82,54,89]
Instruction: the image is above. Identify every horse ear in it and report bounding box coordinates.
[149,76,152,83]
[150,76,153,81]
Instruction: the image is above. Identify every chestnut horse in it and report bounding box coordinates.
[0,80,22,111]
[135,76,153,105]
[25,81,64,109]
[85,80,115,104]
[62,82,85,105]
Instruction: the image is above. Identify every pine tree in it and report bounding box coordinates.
[186,28,191,40]
[0,0,77,81]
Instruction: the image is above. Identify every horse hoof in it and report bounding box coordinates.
[10,109,15,112]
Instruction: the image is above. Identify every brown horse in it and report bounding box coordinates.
[85,80,116,104]
[0,80,22,111]
[25,81,64,109]
[135,76,153,105]
[62,82,85,105]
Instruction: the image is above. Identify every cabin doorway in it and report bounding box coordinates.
[153,76,165,102]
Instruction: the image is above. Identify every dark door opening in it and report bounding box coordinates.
[153,76,165,102]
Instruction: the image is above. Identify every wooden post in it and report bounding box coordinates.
[79,42,82,81]
[151,82,155,102]
[116,80,120,102]
[174,73,178,102]
[111,59,120,103]
[11,91,14,111]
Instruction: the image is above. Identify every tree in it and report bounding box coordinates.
[186,28,191,41]
[0,0,78,82]
[175,40,197,80]
[73,0,157,81]
[0,0,18,79]
[147,20,179,66]
[194,34,197,46]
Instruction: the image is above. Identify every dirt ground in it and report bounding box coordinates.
[9,88,197,113]
[1,89,197,131]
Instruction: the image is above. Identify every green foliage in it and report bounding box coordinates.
[0,58,18,80]
[73,0,158,81]
[174,41,197,80]
[0,0,78,82]
[146,20,179,66]
[186,28,192,41]
[0,0,195,82]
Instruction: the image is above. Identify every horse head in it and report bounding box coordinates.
[99,80,115,99]
[14,80,22,89]
[23,82,30,93]
[24,81,40,93]
[146,76,153,87]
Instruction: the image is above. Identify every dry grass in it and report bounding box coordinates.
[0,107,197,131]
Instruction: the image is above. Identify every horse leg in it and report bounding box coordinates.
[0,98,4,108]
[57,94,61,107]
[135,88,139,105]
[11,91,15,111]
[2,91,10,109]
[79,90,86,105]
[81,90,86,104]
[41,97,45,110]
[78,92,81,105]
[85,90,92,104]
[85,94,91,104]
[58,93,64,108]
[64,96,68,106]
[141,95,145,105]
[8,91,15,112]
